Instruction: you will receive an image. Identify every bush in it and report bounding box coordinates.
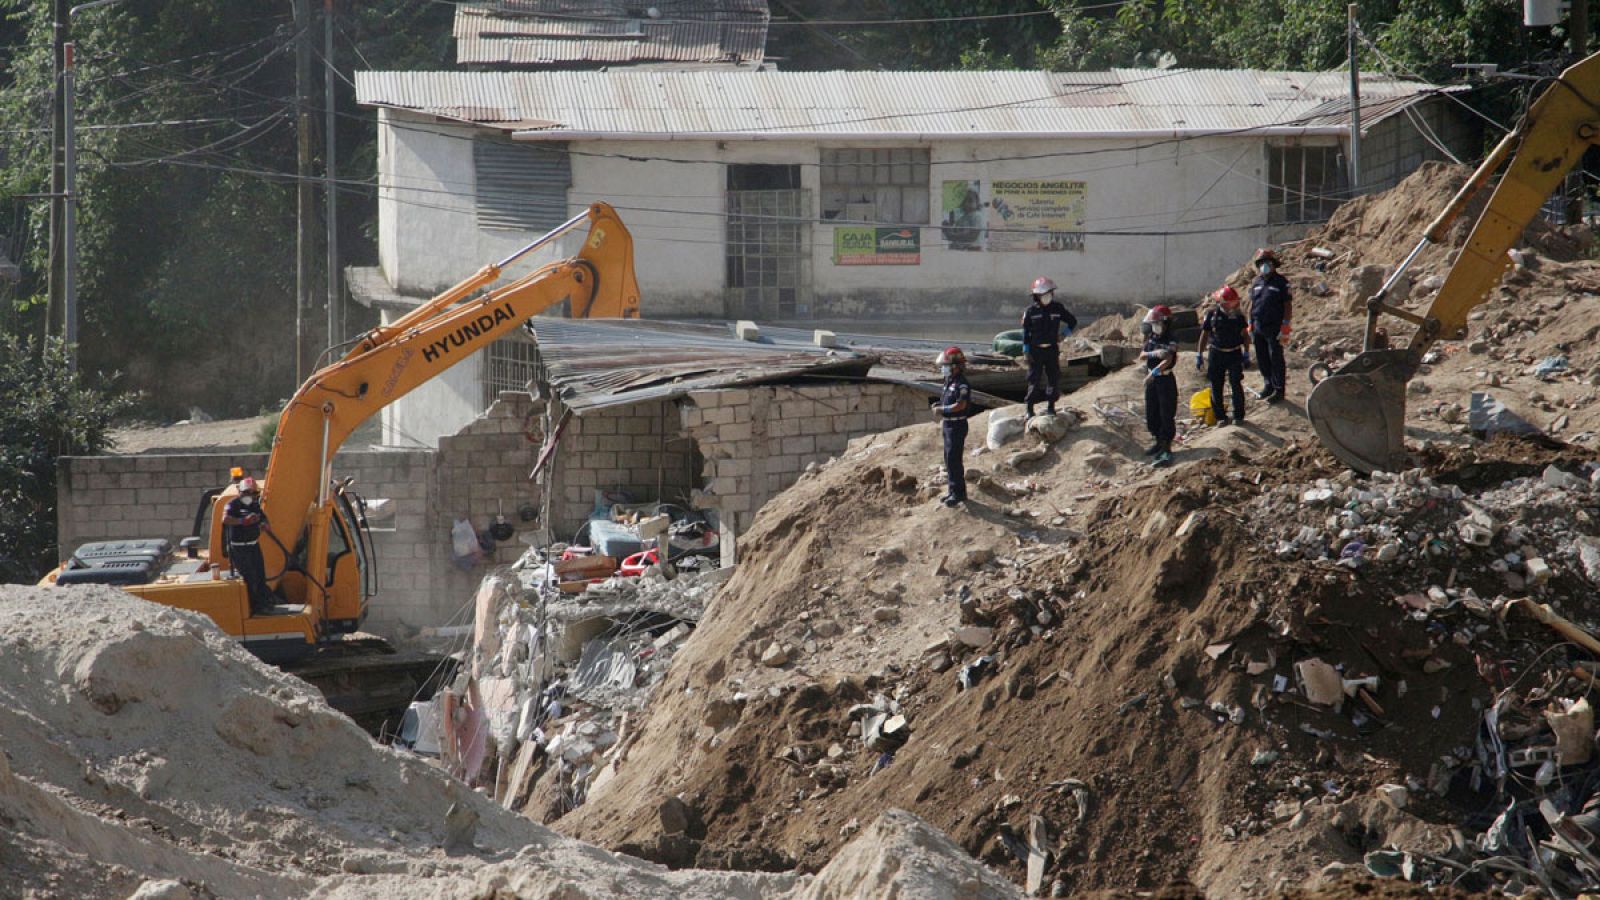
[0,336,135,581]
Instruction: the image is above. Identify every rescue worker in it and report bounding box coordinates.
[222,477,274,615]
[1248,247,1292,403]
[1020,276,1078,420]
[1196,285,1251,426]
[1141,306,1179,467]
[932,346,972,507]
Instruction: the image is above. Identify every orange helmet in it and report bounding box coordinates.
[1031,276,1057,295]
[1143,305,1172,323]
[1253,247,1280,267]
[1212,285,1240,308]
[937,346,966,367]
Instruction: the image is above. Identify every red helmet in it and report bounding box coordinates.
[937,346,966,366]
[1253,247,1280,266]
[1143,305,1172,323]
[1031,276,1057,295]
[1212,285,1240,308]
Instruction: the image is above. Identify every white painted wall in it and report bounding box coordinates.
[375,110,1304,319]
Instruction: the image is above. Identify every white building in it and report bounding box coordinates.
[351,67,1474,445]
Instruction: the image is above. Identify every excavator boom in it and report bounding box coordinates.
[1308,51,1600,473]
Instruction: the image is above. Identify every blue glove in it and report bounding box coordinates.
[1060,326,1073,338]
[1242,350,1252,366]
[1022,342,1031,356]
[1194,354,1205,372]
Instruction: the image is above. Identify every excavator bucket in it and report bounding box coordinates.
[1306,349,1417,474]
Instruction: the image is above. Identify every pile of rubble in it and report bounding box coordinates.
[403,545,730,823]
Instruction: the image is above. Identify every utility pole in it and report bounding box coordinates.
[324,0,339,348]
[294,0,313,381]
[63,42,78,372]
[47,0,68,342]
[1347,3,1362,193]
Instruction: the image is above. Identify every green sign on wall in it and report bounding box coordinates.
[833,226,921,265]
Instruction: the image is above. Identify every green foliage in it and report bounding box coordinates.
[250,417,277,453]
[0,335,134,581]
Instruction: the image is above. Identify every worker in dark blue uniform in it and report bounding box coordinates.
[222,477,274,615]
[1248,247,1293,403]
[932,347,972,508]
[1141,306,1179,467]
[1196,284,1251,426]
[1020,276,1078,419]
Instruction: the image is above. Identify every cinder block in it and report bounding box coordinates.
[619,417,652,435]
[580,416,618,435]
[839,413,868,433]
[720,422,753,442]
[721,457,752,477]
[813,329,837,348]
[704,407,735,427]
[783,436,815,455]
[735,320,761,341]
[631,435,660,452]
[104,489,135,505]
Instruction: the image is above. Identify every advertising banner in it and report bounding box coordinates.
[987,180,1087,252]
[833,226,922,265]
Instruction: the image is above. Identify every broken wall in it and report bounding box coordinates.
[543,398,700,539]
[54,393,545,636]
[682,383,928,532]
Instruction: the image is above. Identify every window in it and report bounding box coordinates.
[820,148,930,224]
[483,333,540,409]
[1268,144,1346,225]
[474,139,571,231]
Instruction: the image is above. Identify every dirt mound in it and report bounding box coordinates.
[0,585,1021,898]
[554,389,1600,894]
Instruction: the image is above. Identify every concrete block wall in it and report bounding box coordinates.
[544,398,698,538]
[680,383,928,532]
[55,391,550,637]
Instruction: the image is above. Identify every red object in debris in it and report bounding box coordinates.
[620,548,660,577]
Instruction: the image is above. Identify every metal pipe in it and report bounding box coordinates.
[318,404,332,508]
[323,0,339,347]
[1347,4,1362,190]
[494,209,590,269]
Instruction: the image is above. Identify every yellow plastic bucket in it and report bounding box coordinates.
[1189,388,1216,426]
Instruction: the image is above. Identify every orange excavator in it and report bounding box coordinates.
[44,204,639,686]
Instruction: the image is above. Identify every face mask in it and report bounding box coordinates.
[240,494,256,506]
[1152,322,1168,335]
[1259,261,1275,275]
[940,365,952,378]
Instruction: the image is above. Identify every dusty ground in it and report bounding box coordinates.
[0,585,1023,898]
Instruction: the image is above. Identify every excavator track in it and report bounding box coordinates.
[278,635,457,737]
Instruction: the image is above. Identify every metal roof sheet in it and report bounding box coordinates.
[528,318,879,413]
[356,68,1447,137]
[454,1,768,67]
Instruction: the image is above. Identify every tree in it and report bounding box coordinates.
[0,334,133,581]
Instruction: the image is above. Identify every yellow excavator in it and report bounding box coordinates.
[1308,51,1600,473]
[44,203,638,684]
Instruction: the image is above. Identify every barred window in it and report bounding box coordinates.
[482,333,539,409]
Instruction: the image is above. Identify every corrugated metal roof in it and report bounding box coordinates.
[529,318,879,413]
[1296,85,1472,130]
[355,68,1448,137]
[454,1,768,68]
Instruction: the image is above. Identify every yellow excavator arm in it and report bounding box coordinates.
[251,202,639,621]
[1308,51,1600,473]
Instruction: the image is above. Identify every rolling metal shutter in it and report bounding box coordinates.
[473,139,571,231]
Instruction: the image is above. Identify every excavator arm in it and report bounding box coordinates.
[250,202,639,619]
[1308,51,1600,473]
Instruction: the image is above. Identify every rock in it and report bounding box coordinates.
[1377,783,1408,810]
[443,801,479,854]
[1546,698,1594,766]
[813,620,842,638]
[1526,557,1552,584]
[1468,340,1489,354]
[1025,413,1073,443]
[872,606,901,623]
[1320,861,1356,880]
[964,548,995,569]
[1250,749,1279,767]
[760,643,790,667]
[953,626,993,648]
[1296,658,1344,710]
[1301,487,1336,506]
[129,881,192,900]
[1543,465,1588,492]
[659,795,692,835]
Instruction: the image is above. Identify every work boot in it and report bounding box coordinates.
[1152,447,1174,467]
[1025,406,1035,421]
[941,495,965,509]
[1143,441,1161,456]
[1219,416,1235,427]
[1045,404,1056,416]
[1265,391,1285,404]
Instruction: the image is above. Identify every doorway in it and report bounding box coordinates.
[726,164,810,318]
